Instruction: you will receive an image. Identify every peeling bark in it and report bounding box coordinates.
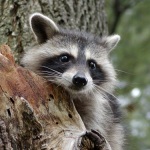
[0,45,107,149]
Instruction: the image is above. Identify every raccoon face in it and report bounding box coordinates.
[21,13,120,94]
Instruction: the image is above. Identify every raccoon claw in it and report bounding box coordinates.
[86,129,106,149]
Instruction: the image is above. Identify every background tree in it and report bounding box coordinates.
[0,0,107,61]
[106,0,150,150]
[107,0,142,34]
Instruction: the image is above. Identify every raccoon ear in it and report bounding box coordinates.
[30,13,59,44]
[102,34,120,52]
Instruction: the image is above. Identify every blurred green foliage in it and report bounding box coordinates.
[106,0,150,150]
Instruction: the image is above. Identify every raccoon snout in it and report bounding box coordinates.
[72,73,88,87]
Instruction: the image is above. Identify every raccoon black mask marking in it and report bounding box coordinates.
[21,13,124,150]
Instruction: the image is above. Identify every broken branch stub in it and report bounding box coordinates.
[0,45,106,150]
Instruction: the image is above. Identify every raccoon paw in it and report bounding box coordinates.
[86,129,106,150]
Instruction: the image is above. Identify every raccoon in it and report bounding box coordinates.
[21,13,124,150]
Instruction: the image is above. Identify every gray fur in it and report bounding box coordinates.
[21,13,124,150]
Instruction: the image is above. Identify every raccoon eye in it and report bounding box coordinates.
[60,55,70,62]
[88,61,97,70]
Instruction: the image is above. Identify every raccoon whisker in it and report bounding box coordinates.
[93,79,108,82]
[104,65,130,74]
[37,73,61,79]
[39,75,60,79]
[38,72,72,85]
[45,74,72,84]
[94,84,114,97]
[114,68,134,75]
[41,66,63,75]
[38,70,58,74]
[56,82,65,89]
[44,79,63,88]
[93,84,119,101]
[41,70,62,76]
[34,71,61,81]
[92,85,103,96]
[36,69,62,77]
[37,71,61,78]
[93,79,109,84]
[38,71,62,77]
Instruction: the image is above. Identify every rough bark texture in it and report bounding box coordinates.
[0,45,108,149]
[0,1,109,149]
[0,0,108,61]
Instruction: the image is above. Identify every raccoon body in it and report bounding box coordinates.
[21,13,124,150]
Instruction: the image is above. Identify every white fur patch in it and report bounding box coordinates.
[69,45,78,58]
[85,49,91,60]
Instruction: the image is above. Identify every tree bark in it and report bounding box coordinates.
[0,45,108,149]
[0,0,108,61]
[0,1,109,149]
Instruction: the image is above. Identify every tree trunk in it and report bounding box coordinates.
[0,1,109,149]
[0,0,108,61]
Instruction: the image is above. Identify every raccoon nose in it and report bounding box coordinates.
[72,73,88,87]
